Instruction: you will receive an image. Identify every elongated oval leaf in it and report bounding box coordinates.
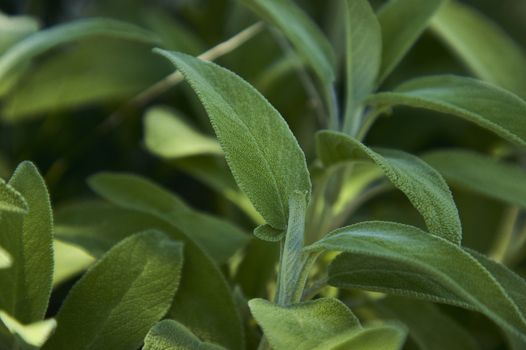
[249,298,361,350]
[431,1,526,99]
[43,230,183,350]
[377,0,444,83]
[144,320,227,350]
[0,161,53,324]
[316,131,461,244]
[368,75,526,147]
[88,172,247,264]
[54,201,245,350]
[240,0,336,87]
[305,221,526,341]
[342,0,382,135]
[422,150,526,208]
[0,18,159,82]
[154,50,311,233]
[144,106,223,159]
[0,178,27,214]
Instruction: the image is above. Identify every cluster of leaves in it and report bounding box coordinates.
[1,0,526,349]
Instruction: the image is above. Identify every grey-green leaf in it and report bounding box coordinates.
[0,18,159,83]
[377,0,444,83]
[88,172,247,264]
[154,50,311,232]
[305,221,526,341]
[342,0,381,135]
[144,106,223,159]
[316,131,461,245]
[43,231,183,350]
[0,161,53,324]
[240,0,336,87]
[423,150,526,208]
[431,1,526,99]
[54,201,245,350]
[368,75,526,147]
[249,298,361,350]
[0,13,39,54]
[144,320,227,350]
[0,178,27,214]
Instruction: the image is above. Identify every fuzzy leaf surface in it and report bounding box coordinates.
[154,50,311,233]
[368,75,526,147]
[0,162,53,324]
[43,231,183,350]
[317,131,461,244]
[144,320,227,350]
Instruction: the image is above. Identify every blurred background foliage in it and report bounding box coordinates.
[0,1,525,347]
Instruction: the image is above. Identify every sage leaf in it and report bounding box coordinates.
[0,178,27,214]
[144,106,223,159]
[0,18,159,82]
[154,50,311,234]
[89,172,248,264]
[316,131,461,245]
[375,297,478,350]
[43,230,183,350]
[248,298,361,350]
[368,75,526,147]
[0,162,53,324]
[52,239,94,287]
[54,201,245,350]
[144,320,227,350]
[377,0,444,83]
[305,221,526,341]
[431,1,526,99]
[0,14,38,54]
[240,0,336,88]
[423,150,526,208]
[0,311,56,348]
[343,0,381,135]
[0,247,10,269]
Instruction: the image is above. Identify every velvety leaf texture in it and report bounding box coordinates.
[54,201,245,350]
[43,230,183,350]
[154,50,311,233]
[343,0,382,135]
[431,1,526,99]
[305,221,526,341]
[249,298,361,350]
[144,106,223,159]
[316,131,462,245]
[88,172,247,264]
[0,178,27,214]
[423,150,526,208]
[0,161,54,324]
[144,320,227,350]
[377,0,444,83]
[368,75,526,147]
[0,18,159,83]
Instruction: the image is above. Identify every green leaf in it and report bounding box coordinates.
[0,311,56,348]
[431,1,526,99]
[305,221,526,341]
[144,106,223,159]
[377,0,444,83]
[368,75,526,148]
[0,178,27,214]
[144,320,227,350]
[316,131,461,245]
[0,246,10,269]
[54,201,245,350]
[52,239,94,287]
[422,150,526,208]
[240,0,336,87]
[154,50,311,234]
[0,18,159,83]
[0,161,53,324]
[374,297,478,350]
[43,230,183,350]
[88,172,247,264]
[249,298,361,350]
[342,0,382,135]
[0,13,39,54]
